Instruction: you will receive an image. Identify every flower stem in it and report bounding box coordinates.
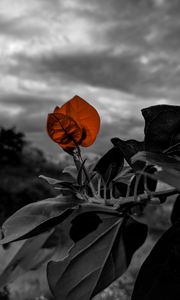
[72,147,97,198]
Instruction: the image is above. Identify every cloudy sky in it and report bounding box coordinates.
[1,0,180,158]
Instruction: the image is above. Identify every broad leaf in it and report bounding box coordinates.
[91,216,147,298]
[121,217,148,265]
[129,167,180,194]
[0,230,55,287]
[70,212,102,242]
[132,151,180,191]
[132,219,180,300]
[156,168,180,192]
[47,211,147,300]
[132,151,180,172]
[111,138,144,170]
[142,104,180,152]
[94,147,124,184]
[0,196,79,244]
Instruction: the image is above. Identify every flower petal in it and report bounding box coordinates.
[47,113,82,151]
[57,95,100,147]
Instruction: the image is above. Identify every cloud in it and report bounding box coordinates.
[7,44,180,100]
[0,0,180,156]
[0,14,45,39]
[1,0,179,99]
[0,93,56,132]
[8,51,143,93]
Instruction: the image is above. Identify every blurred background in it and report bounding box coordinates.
[0,0,179,299]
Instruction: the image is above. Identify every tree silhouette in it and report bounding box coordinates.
[0,127,26,164]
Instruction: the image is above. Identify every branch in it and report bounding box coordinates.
[138,188,179,203]
[113,188,179,213]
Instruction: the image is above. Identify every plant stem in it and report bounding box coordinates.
[97,176,102,197]
[72,148,82,171]
[138,188,178,202]
[134,173,142,202]
[115,188,179,212]
[72,147,97,198]
[103,182,108,205]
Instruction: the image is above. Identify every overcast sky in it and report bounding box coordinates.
[1,0,180,158]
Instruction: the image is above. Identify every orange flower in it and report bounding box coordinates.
[47,95,100,152]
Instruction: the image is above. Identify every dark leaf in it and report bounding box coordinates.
[112,166,133,183]
[41,219,74,253]
[70,212,102,242]
[132,219,180,300]
[122,217,148,265]
[94,147,124,184]
[48,203,120,254]
[163,142,180,158]
[112,182,128,198]
[171,195,180,225]
[134,167,180,193]
[0,196,79,244]
[112,168,134,197]
[111,138,144,170]
[144,166,157,192]
[47,212,121,300]
[47,213,147,300]
[92,217,147,298]
[130,175,145,196]
[142,105,180,152]
[132,151,180,172]
[132,151,180,191]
